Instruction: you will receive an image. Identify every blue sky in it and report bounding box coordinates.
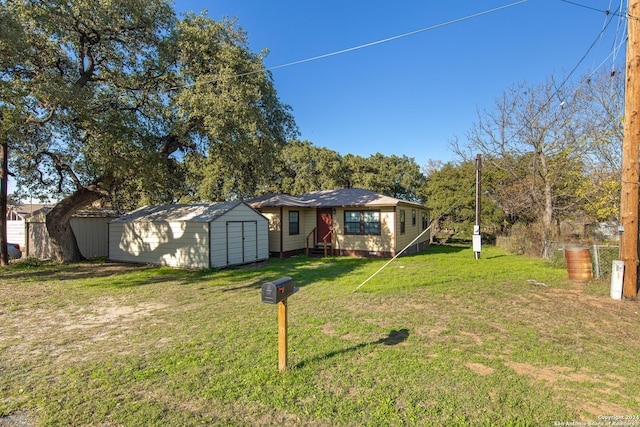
[7,1,627,197]
[174,0,628,166]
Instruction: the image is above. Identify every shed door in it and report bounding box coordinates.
[243,221,258,262]
[226,221,258,266]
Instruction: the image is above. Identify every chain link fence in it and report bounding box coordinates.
[543,241,619,280]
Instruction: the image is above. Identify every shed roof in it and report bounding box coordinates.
[27,208,122,222]
[8,204,53,219]
[248,188,423,209]
[112,202,245,223]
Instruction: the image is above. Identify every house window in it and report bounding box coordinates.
[345,211,361,234]
[412,209,416,226]
[289,211,299,235]
[363,211,380,234]
[400,210,406,234]
[422,212,428,230]
[345,210,380,235]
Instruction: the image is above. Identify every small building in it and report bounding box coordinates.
[248,188,430,258]
[6,203,52,249]
[27,208,120,260]
[7,203,51,222]
[109,202,269,269]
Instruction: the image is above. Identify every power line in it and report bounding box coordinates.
[456,2,623,166]
[561,0,638,20]
[555,3,621,94]
[268,1,528,72]
[610,0,629,71]
[353,1,625,293]
[560,0,624,17]
[352,180,477,293]
[352,8,621,291]
[176,0,529,90]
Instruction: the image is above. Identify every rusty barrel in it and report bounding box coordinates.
[564,248,592,280]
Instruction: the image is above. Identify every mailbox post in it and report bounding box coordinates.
[278,300,288,372]
[261,277,298,372]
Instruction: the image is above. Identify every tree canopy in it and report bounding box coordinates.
[260,140,427,202]
[451,70,624,243]
[2,0,623,263]
[422,159,504,238]
[1,0,296,262]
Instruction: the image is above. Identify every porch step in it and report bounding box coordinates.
[311,244,332,257]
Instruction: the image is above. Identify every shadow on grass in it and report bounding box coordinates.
[293,329,410,369]
[221,257,378,294]
[2,261,150,281]
[217,255,377,293]
[423,244,468,255]
[3,255,368,291]
[1,260,223,289]
[220,280,263,292]
[3,243,466,290]
[484,254,507,260]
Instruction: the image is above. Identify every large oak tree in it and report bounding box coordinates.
[1,0,296,262]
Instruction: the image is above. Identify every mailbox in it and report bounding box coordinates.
[261,277,298,304]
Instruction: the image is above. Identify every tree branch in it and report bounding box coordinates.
[26,106,56,125]
[40,150,83,190]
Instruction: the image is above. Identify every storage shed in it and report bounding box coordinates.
[27,209,120,260]
[109,202,269,269]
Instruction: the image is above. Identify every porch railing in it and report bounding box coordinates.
[305,228,316,256]
[305,227,335,256]
[321,228,335,257]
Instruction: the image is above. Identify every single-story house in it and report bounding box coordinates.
[248,188,430,258]
[26,208,120,260]
[6,203,52,221]
[108,202,269,269]
[6,203,52,249]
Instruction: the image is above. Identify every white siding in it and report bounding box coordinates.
[226,222,244,265]
[71,217,111,259]
[243,222,258,261]
[280,208,315,253]
[7,221,25,248]
[209,203,268,268]
[27,222,54,259]
[333,207,395,254]
[396,206,430,253]
[109,202,268,269]
[27,218,111,260]
[109,221,210,269]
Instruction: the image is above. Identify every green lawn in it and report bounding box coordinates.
[1,244,639,426]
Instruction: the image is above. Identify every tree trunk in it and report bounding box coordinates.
[542,181,554,239]
[45,187,103,263]
[0,139,8,266]
[538,150,554,243]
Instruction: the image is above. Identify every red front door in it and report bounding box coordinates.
[317,208,333,245]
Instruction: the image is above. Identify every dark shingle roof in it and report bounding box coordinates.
[246,194,314,208]
[248,188,423,208]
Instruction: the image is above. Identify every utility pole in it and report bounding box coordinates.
[1,137,8,266]
[473,154,482,260]
[620,0,640,298]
